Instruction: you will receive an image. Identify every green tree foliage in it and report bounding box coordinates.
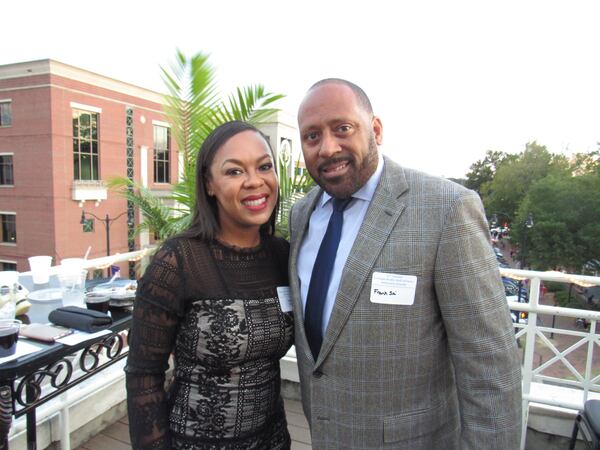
[514,174,600,271]
[482,142,569,220]
[464,150,514,194]
[472,142,600,272]
[569,149,600,176]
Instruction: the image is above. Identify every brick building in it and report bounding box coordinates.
[0,59,179,273]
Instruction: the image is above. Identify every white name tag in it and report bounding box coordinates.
[276,286,293,312]
[370,272,417,305]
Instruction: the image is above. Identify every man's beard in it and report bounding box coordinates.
[312,135,378,200]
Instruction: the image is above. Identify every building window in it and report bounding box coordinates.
[0,155,13,185]
[73,110,99,180]
[153,125,170,183]
[0,214,16,244]
[0,101,11,127]
[0,261,16,271]
[82,218,94,232]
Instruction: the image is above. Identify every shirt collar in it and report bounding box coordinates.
[319,152,385,208]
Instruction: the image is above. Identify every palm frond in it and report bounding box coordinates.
[107,177,175,239]
[160,49,220,162]
[109,50,294,243]
[276,157,314,239]
[213,85,284,124]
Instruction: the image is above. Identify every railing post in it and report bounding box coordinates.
[520,276,540,450]
[59,392,70,450]
[583,320,597,403]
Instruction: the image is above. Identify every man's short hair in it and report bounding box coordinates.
[309,78,373,115]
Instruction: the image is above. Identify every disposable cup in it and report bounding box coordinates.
[27,288,62,323]
[0,271,18,320]
[0,271,18,287]
[85,293,111,313]
[28,256,53,284]
[0,319,21,357]
[59,269,88,307]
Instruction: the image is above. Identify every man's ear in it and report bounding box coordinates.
[372,116,383,145]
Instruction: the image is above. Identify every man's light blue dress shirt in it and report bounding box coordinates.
[298,154,384,336]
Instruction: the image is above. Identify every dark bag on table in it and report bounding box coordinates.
[49,306,112,333]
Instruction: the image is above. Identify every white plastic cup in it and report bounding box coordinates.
[0,272,19,319]
[0,319,21,357]
[0,271,18,288]
[28,256,53,284]
[27,288,63,323]
[59,269,87,307]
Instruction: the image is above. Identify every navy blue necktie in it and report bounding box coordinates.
[305,197,352,359]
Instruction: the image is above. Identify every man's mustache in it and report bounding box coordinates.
[317,156,353,173]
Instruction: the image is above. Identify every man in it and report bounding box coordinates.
[288,79,522,449]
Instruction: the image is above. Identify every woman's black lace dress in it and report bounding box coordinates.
[125,235,293,449]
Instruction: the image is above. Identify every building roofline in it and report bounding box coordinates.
[0,59,165,104]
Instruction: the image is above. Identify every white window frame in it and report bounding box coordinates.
[0,152,14,187]
[72,109,100,181]
[152,120,170,127]
[0,259,17,271]
[153,123,171,184]
[0,99,12,127]
[69,102,102,114]
[0,212,16,246]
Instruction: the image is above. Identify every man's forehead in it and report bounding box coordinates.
[298,85,361,124]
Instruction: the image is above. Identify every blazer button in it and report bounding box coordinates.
[313,371,323,378]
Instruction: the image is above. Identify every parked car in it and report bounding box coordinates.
[497,255,509,265]
[583,259,600,276]
[492,246,504,258]
[502,278,528,301]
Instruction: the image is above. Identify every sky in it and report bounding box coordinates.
[3,0,599,178]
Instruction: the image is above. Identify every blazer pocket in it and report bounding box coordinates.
[383,401,449,443]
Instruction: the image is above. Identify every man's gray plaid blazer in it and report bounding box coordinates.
[289,156,522,449]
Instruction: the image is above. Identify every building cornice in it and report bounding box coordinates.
[0,59,165,104]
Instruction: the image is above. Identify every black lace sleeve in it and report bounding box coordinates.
[125,240,186,449]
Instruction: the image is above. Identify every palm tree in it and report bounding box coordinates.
[276,149,314,239]
[108,49,289,240]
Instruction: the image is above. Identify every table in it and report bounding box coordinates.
[0,307,131,449]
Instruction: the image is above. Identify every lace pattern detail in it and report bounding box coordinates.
[126,236,292,450]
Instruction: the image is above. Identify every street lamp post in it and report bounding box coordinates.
[80,210,129,274]
[520,213,534,270]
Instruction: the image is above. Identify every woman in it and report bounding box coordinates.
[125,121,293,449]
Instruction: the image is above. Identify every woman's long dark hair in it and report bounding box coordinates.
[181,121,279,241]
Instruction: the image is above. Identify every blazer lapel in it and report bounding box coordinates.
[316,157,409,367]
[289,187,323,363]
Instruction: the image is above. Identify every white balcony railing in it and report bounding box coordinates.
[501,268,600,449]
[12,250,600,449]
